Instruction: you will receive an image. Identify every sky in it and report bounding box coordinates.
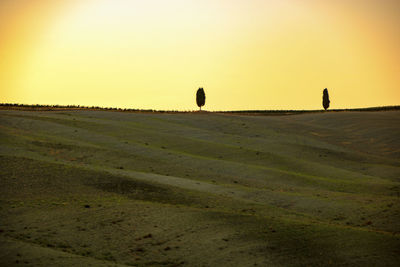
[1,0,399,111]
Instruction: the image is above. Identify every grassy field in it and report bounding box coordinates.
[0,109,399,266]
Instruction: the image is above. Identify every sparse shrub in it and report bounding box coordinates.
[196,88,206,111]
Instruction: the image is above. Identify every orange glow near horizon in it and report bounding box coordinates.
[1,0,399,110]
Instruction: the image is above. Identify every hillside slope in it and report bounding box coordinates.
[1,110,399,266]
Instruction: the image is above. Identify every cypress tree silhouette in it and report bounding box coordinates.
[323,88,330,111]
[196,88,206,111]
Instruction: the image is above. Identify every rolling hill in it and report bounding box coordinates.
[0,109,399,266]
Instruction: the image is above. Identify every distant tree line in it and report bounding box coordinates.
[193,87,332,112]
[219,106,400,114]
[191,87,400,113]
[0,103,189,113]
[1,87,399,113]
[1,102,399,114]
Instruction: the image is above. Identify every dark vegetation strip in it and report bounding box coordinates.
[1,103,399,114]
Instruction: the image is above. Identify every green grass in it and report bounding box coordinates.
[0,109,399,266]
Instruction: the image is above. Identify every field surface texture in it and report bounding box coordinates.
[0,110,399,266]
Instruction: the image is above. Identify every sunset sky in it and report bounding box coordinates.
[1,0,399,110]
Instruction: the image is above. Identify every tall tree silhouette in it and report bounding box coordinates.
[323,88,330,111]
[196,88,206,111]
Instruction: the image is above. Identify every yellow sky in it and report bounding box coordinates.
[1,0,399,110]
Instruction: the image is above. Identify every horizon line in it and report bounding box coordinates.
[1,103,399,114]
